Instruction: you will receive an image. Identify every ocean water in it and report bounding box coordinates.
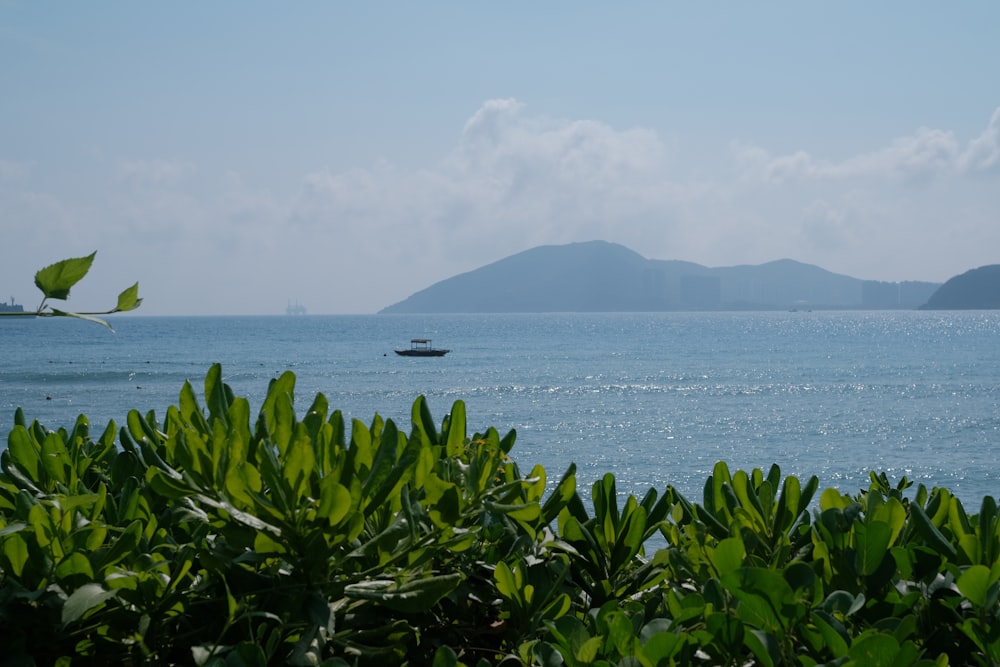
[1,311,998,507]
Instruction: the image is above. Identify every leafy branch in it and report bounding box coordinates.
[0,251,142,329]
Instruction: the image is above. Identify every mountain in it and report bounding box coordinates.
[920,265,1000,309]
[379,240,941,313]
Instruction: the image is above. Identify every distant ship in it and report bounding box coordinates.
[286,300,307,315]
[0,296,25,313]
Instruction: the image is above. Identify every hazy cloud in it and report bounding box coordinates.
[737,108,1000,183]
[3,100,998,314]
[117,158,192,187]
[0,159,29,182]
[960,107,1000,172]
[289,100,674,305]
[157,100,1000,309]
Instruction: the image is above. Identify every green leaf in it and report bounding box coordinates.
[29,502,54,548]
[35,252,96,300]
[203,363,231,426]
[253,531,287,555]
[957,564,992,607]
[541,592,572,622]
[820,487,851,511]
[49,308,114,330]
[606,502,646,577]
[224,643,267,667]
[605,610,636,656]
[40,431,72,486]
[6,426,41,483]
[432,645,459,667]
[910,503,959,560]
[784,561,816,596]
[260,371,297,447]
[722,568,792,632]
[855,521,893,576]
[810,610,849,658]
[486,500,541,523]
[533,642,565,667]
[283,425,317,502]
[427,479,463,527]
[744,629,778,667]
[177,380,208,435]
[115,282,142,312]
[0,521,28,538]
[1,532,30,576]
[733,591,782,633]
[847,631,899,667]
[821,590,866,617]
[711,536,746,577]
[412,395,439,445]
[872,496,907,548]
[344,573,463,614]
[55,552,94,581]
[62,582,117,625]
[641,627,683,661]
[494,561,521,602]
[594,473,620,545]
[95,520,142,571]
[732,469,766,531]
[541,463,578,524]
[316,477,353,527]
[362,421,420,514]
[445,401,467,457]
[146,466,194,499]
[575,636,602,663]
[226,459,263,510]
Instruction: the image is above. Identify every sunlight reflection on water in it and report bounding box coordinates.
[2,311,998,506]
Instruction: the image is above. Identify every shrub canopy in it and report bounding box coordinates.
[1,364,997,665]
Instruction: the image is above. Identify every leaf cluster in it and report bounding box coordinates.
[1,367,999,666]
[0,252,141,329]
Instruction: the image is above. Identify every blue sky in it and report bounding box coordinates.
[2,2,998,315]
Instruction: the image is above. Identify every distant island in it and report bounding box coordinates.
[380,241,946,313]
[920,265,1000,310]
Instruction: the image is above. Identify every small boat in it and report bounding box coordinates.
[395,339,450,357]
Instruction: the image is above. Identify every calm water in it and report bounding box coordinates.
[2,312,998,506]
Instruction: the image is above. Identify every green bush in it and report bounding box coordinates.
[1,364,997,665]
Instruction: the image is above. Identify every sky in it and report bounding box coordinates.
[2,2,998,316]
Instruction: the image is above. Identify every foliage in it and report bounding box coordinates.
[0,252,141,329]
[1,365,998,665]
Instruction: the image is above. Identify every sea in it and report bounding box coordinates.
[2,311,998,509]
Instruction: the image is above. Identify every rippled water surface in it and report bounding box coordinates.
[2,311,998,504]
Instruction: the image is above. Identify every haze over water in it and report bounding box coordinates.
[2,311,998,506]
[4,6,1000,316]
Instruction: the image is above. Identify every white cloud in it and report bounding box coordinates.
[3,101,998,314]
[736,109,1000,183]
[194,101,1000,307]
[287,101,999,297]
[461,97,524,143]
[0,161,82,248]
[289,100,674,306]
[707,109,1000,282]
[960,106,1000,172]
[734,129,959,184]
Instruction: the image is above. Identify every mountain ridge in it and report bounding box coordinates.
[380,240,942,313]
[920,265,1000,309]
